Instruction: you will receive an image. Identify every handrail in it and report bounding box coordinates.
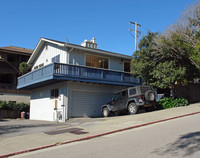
[18,63,140,88]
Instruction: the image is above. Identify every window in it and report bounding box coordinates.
[34,65,39,70]
[39,63,44,68]
[121,90,128,98]
[52,54,60,63]
[50,89,59,99]
[140,87,151,94]
[124,62,130,72]
[113,93,120,101]
[86,54,108,69]
[129,88,136,95]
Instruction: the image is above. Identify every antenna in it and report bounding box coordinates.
[66,38,69,43]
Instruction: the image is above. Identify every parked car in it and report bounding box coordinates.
[101,86,164,117]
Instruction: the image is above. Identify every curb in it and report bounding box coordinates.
[1,111,200,158]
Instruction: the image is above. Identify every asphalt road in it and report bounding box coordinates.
[14,113,200,158]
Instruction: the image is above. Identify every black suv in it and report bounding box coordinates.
[101,86,163,117]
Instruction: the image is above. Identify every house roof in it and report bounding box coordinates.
[0,46,33,55]
[28,37,133,65]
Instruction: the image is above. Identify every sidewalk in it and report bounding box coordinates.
[1,103,200,157]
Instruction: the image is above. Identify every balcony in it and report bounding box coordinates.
[17,63,141,90]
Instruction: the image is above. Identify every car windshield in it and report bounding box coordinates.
[113,93,120,101]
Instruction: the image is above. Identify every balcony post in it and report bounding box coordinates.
[101,70,104,79]
[52,63,55,74]
[121,73,124,81]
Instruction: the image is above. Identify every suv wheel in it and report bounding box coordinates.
[145,90,155,101]
[128,103,138,115]
[103,107,110,117]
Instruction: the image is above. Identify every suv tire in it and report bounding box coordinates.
[128,102,138,115]
[103,107,110,117]
[145,90,155,101]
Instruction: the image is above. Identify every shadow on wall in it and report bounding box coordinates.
[153,131,200,157]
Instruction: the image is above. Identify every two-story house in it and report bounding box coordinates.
[0,46,33,103]
[17,38,141,122]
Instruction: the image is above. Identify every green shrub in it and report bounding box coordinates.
[0,100,30,111]
[159,97,188,109]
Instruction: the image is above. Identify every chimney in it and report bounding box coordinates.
[81,37,98,49]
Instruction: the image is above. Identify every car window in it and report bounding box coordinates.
[121,90,128,98]
[113,93,120,101]
[140,87,151,93]
[129,88,136,95]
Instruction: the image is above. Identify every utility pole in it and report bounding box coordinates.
[129,21,141,52]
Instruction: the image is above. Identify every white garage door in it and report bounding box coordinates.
[71,90,113,117]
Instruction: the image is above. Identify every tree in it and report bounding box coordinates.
[131,1,200,89]
[19,62,30,75]
[153,1,200,69]
[131,32,188,89]
[131,32,158,85]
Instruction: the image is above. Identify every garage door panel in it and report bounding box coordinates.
[71,91,113,117]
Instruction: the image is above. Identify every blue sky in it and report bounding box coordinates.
[0,0,195,56]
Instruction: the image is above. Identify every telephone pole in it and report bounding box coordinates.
[129,21,141,52]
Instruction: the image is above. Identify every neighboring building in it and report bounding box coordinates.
[0,46,33,103]
[17,38,141,121]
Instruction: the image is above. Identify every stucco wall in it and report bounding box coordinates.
[0,93,30,103]
[30,82,67,121]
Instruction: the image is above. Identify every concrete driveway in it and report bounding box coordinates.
[0,117,105,139]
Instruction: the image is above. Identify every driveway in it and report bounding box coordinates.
[0,117,105,139]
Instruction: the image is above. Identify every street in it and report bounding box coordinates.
[15,113,200,158]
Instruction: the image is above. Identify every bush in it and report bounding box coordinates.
[158,97,188,109]
[19,62,31,75]
[0,100,30,111]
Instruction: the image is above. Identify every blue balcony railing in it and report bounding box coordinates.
[17,63,141,89]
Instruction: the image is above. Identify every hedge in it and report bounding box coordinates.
[0,101,30,111]
[158,97,188,109]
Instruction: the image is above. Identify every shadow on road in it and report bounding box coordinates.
[0,119,66,137]
[153,131,200,157]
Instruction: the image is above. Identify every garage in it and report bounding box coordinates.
[71,90,113,117]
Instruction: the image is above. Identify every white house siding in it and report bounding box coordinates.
[67,81,125,118]
[68,50,127,71]
[109,56,124,71]
[31,42,129,72]
[69,49,85,66]
[30,82,67,121]
[32,43,67,70]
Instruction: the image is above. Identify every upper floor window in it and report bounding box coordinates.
[86,54,108,69]
[52,54,60,63]
[124,62,130,72]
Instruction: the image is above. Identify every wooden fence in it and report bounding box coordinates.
[174,84,200,103]
[0,110,20,119]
